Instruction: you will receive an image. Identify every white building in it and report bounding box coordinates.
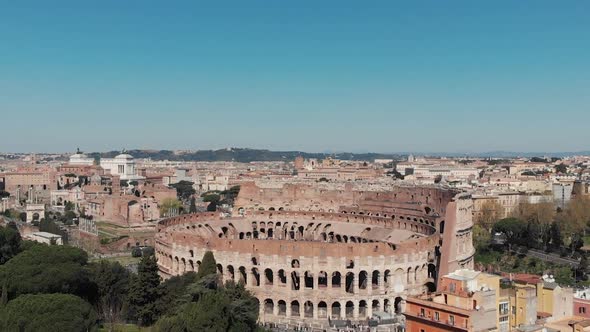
[68,149,95,166]
[100,152,144,181]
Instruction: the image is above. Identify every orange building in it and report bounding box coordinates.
[405,269,499,332]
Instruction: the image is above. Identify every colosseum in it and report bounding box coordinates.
[155,181,475,329]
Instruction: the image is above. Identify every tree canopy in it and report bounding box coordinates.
[0,224,21,265]
[0,293,97,332]
[126,255,161,326]
[0,244,95,302]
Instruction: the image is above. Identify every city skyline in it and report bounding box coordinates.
[2,1,589,153]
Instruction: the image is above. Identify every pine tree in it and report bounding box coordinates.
[197,251,217,280]
[127,255,161,326]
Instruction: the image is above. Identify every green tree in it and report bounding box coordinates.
[492,217,527,248]
[0,225,21,264]
[555,163,568,174]
[88,261,130,327]
[170,181,196,201]
[160,198,182,217]
[182,292,230,332]
[197,251,217,280]
[127,255,161,326]
[0,245,95,301]
[156,272,199,317]
[0,293,97,332]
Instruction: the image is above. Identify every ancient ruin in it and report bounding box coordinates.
[155,181,475,327]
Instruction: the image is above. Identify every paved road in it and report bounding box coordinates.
[526,249,579,267]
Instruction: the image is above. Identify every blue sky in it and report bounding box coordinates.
[1,1,589,153]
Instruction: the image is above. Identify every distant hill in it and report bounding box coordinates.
[87,148,404,163]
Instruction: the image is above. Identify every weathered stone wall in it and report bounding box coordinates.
[155,182,474,324]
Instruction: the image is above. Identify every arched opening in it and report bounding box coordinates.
[372,270,380,289]
[291,259,300,268]
[238,266,247,285]
[264,299,274,315]
[32,213,40,221]
[291,300,300,317]
[227,265,235,281]
[372,299,381,313]
[331,302,341,319]
[267,228,273,238]
[384,299,391,313]
[359,300,368,318]
[278,269,287,285]
[278,300,287,316]
[394,297,403,314]
[345,272,354,294]
[291,271,300,290]
[251,268,260,286]
[384,270,391,288]
[216,264,223,276]
[304,271,314,289]
[359,270,368,290]
[304,301,313,318]
[264,268,273,285]
[345,301,354,319]
[439,220,445,234]
[318,301,327,319]
[407,267,413,283]
[425,281,436,293]
[332,272,342,288]
[318,271,328,288]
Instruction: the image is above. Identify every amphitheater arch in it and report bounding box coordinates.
[372,270,380,288]
[251,268,261,286]
[372,299,381,313]
[278,269,287,285]
[318,301,328,318]
[304,301,313,318]
[291,300,300,317]
[331,302,341,319]
[264,299,274,315]
[345,272,354,294]
[263,268,273,285]
[227,265,235,281]
[359,270,368,290]
[345,301,354,318]
[238,266,247,284]
[332,271,342,288]
[318,271,328,288]
[277,300,286,316]
[304,271,314,289]
[394,297,404,314]
[359,300,368,318]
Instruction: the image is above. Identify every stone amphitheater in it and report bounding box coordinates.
[155,181,475,328]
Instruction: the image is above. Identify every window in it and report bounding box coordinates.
[434,311,440,321]
[420,308,425,317]
[499,302,509,315]
[512,306,516,315]
[580,307,587,314]
[449,315,455,326]
[499,316,509,323]
[118,165,124,173]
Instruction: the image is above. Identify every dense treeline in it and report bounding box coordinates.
[0,223,261,331]
[474,196,590,286]
[88,148,403,163]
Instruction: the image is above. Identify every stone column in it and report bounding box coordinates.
[286,302,292,318]
[313,302,318,320]
[341,302,346,319]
